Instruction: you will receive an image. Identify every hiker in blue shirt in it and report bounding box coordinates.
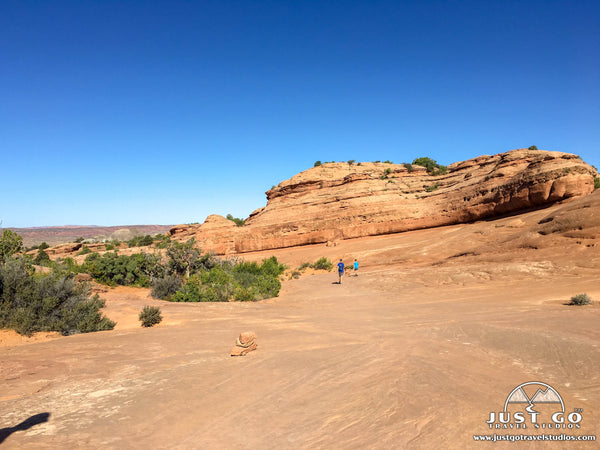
[337,259,345,284]
[353,259,359,276]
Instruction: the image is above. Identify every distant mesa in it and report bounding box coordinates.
[170,148,598,254]
[8,225,173,247]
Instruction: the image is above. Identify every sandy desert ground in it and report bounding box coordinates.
[1,193,599,448]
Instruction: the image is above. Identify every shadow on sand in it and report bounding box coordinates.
[0,412,50,444]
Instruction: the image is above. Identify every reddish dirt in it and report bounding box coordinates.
[1,195,599,448]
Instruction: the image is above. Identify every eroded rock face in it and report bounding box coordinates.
[170,214,237,255]
[171,149,597,254]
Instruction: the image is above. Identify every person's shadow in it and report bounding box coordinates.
[0,413,50,444]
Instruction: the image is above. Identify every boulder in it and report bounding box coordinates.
[230,332,258,356]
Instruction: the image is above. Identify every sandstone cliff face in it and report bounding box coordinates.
[170,149,597,254]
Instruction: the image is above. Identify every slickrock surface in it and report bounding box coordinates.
[1,192,598,448]
[171,149,596,254]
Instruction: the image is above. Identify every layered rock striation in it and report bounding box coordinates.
[170,149,597,254]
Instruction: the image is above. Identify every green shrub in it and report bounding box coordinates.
[594,177,600,190]
[171,275,203,302]
[226,214,246,227]
[383,160,393,164]
[403,163,413,173]
[528,145,538,150]
[569,293,591,305]
[151,275,182,300]
[104,243,115,251]
[38,242,49,250]
[58,257,85,274]
[170,255,285,302]
[298,262,311,270]
[74,237,85,243]
[0,257,115,336]
[127,235,154,248]
[82,251,162,287]
[139,306,162,327]
[77,246,93,256]
[412,157,447,175]
[347,159,356,165]
[166,239,200,277]
[432,165,448,176]
[234,287,255,302]
[153,234,171,249]
[313,257,333,271]
[314,161,322,167]
[290,270,301,279]
[33,249,52,266]
[426,183,439,192]
[0,230,23,260]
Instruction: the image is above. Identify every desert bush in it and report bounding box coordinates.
[412,157,447,175]
[170,256,284,302]
[538,216,583,235]
[74,237,85,243]
[38,242,49,250]
[426,183,439,192]
[403,163,413,173]
[528,145,538,150]
[153,234,171,249]
[290,270,301,279]
[226,214,246,227]
[595,177,600,190]
[347,159,356,165]
[82,252,162,287]
[314,160,322,167]
[151,275,182,300]
[171,275,204,302]
[234,287,255,302]
[412,157,437,172]
[139,306,162,327]
[77,246,93,256]
[167,239,200,278]
[569,293,591,305]
[127,235,154,247]
[33,249,52,266]
[313,257,333,271]
[55,257,83,274]
[431,165,448,175]
[0,230,23,261]
[298,262,311,270]
[0,257,115,336]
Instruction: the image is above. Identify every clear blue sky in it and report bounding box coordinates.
[1,0,598,227]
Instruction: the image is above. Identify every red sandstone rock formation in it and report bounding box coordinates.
[230,332,258,356]
[170,149,597,255]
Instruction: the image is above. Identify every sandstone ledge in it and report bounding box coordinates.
[170,149,597,254]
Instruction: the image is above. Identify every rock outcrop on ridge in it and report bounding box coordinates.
[170,149,597,254]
